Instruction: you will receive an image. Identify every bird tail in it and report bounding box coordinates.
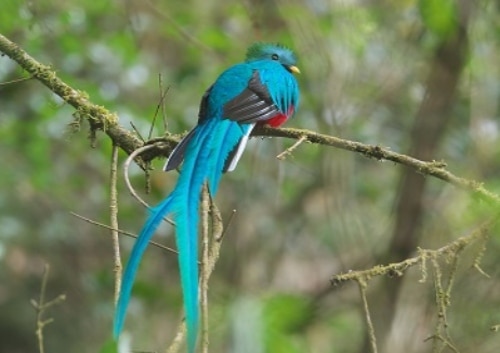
[176,119,254,353]
[113,117,253,353]
[113,194,176,338]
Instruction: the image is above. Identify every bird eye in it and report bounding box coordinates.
[271,54,279,60]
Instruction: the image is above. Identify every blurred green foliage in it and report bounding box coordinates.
[419,0,458,39]
[1,0,500,353]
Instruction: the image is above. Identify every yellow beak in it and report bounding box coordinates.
[289,65,301,74]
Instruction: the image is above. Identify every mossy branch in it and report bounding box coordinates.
[331,219,492,286]
[1,33,498,206]
[252,126,500,205]
[331,220,493,352]
[0,33,143,162]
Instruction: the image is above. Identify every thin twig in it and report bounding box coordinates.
[429,251,461,353]
[149,74,170,138]
[124,145,156,209]
[218,209,236,242]
[34,264,49,353]
[276,135,307,160]
[165,319,187,353]
[206,198,225,277]
[31,264,66,353]
[110,144,122,306]
[70,211,179,255]
[430,256,447,353]
[472,234,491,278]
[356,278,378,353]
[201,185,210,353]
[130,121,146,143]
[124,145,176,223]
[123,144,175,226]
[160,81,170,132]
[0,75,33,85]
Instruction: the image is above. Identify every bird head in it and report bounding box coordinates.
[245,42,300,75]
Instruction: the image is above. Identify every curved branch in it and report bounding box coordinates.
[123,145,156,209]
[123,144,175,226]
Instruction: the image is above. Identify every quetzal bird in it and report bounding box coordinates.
[113,42,300,352]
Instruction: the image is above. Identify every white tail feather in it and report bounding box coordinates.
[226,123,256,172]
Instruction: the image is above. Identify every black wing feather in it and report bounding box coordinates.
[197,85,213,123]
[164,84,214,172]
[223,71,280,123]
[163,128,196,171]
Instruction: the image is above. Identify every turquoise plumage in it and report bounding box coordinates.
[113,43,300,353]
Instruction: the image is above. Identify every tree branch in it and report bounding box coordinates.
[331,218,493,285]
[1,32,499,206]
[252,125,500,205]
[0,33,145,161]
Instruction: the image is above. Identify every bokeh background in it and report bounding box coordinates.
[1,0,500,352]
